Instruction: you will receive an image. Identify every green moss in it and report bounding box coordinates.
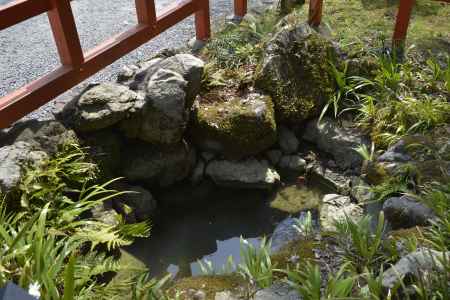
[256,25,336,125]
[270,185,322,214]
[190,95,277,158]
[271,239,318,273]
[167,274,242,300]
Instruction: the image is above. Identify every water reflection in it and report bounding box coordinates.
[126,185,288,277]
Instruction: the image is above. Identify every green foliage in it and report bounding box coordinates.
[334,212,386,273]
[354,142,376,162]
[293,211,314,239]
[237,237,273,288]
[285,262,354,300]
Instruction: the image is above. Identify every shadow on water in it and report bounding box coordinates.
[126,182,293,277]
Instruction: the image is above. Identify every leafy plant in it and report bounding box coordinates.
[285,262,354,300]
[293,211,314,239]
[354,142,376,162]
[237,237,273,288]
[334,212,386,273]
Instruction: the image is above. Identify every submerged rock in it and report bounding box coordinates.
[205,159,280,189]
[57,83,139,132]
[256,23,336,125]
[120,69,190,145]
[382,249,450,290]
[190,93,277,159]
[320,194,363,231]
[382,195,436,229]
[0,141,48,194]
[302,117,369,170]
[114,184,157,222]
[121,141,196,187]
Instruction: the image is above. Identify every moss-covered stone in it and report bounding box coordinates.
[189,93,277,159]
[167,275,242,300]
[270,184,322,214]
[271,238,317,273]
[256,23,336,125]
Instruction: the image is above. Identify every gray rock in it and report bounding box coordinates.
[58,83,139,132]
[271,217,300,253]
[0,142,48,194]
[193,290,206,300]
[82,130,123,177]
[306,162,351,195]
[320,194,363,231]
[303,118,369,169]
[130,54,204,106]
[205,159,280,189]
[350,177,373,203]
[382,195,436,229]
[215,291,238,300]
[278,126,299,154]
[278,155,306,173]
[122,141,196,187]
[266,149,282,166]
[254,282,301,300]
[382,249,450,290]
[1,120,77,155]
[256,23,336,125]
[120,69,189,145]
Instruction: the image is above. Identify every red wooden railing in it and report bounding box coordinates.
[0,0,210,128]
[0,0,449,129]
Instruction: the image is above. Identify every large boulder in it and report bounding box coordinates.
[0,142,48,194]
[190,93,277,159]
[128,53,204,107]
[1,120,77,155]
[320,194,363,231]
[121,140,196,187]
[205,159,280,189]
[382,195,436,229]
[120,69,190,145]
[256,23,336,125]
[57,83,139,132]
[382,249,450,290]
[302,117,369,170]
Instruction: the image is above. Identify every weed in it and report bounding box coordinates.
[237,237,273,288]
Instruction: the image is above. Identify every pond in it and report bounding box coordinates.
[126,181,323,277]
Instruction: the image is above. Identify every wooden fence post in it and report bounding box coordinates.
[234,0,247,18]
[392,0,415,49]
[47,0,84,66]
[308,0,323,27]
[195,0,210,40]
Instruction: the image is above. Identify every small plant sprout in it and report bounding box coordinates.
[197,259,215,275]
[293,211,314,238]
[354,142,376,162]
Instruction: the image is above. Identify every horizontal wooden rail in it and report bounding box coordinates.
[0,0,210,128]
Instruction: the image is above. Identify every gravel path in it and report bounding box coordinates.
[0,0,233,122]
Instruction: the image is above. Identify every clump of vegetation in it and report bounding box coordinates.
[0,141,159,299]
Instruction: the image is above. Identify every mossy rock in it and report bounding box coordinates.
[189,93,277,159]
[271,238,317,273]
[255,23,336,125]
[270,184,321,214]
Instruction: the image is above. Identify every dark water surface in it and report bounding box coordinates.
[127,186,285,277]
[126,183,321,277]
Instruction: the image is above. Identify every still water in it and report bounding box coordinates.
[126,182,322,277]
